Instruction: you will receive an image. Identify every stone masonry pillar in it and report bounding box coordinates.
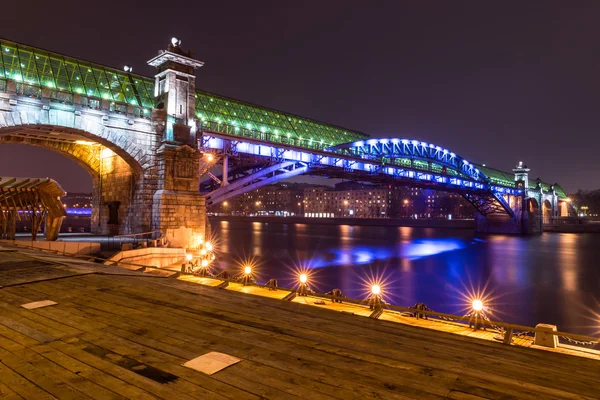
[148,38,206,248]
[152,144,206,248]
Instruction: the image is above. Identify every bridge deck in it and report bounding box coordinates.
[0,247,598,399]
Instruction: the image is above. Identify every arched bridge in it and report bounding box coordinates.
[199,128,568,234]
[0,37,568,242]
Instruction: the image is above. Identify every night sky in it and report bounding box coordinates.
[1,1,599,193]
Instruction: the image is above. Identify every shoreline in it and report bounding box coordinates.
[209,215,475,229]
[209,215,600,233]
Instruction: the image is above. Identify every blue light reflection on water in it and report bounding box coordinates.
[310,239,468,269]
[212,220,600,336]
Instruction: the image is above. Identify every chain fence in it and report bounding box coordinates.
[408,303,598,348]
[559,336,598,346]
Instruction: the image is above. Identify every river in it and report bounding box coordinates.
[210,220,600,336]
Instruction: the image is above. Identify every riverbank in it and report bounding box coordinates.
[210,215,476,229]
[543,223,600,233]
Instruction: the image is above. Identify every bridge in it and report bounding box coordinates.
[0,37,569,245]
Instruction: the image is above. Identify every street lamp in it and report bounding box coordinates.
[469,299,487,330]
[241,265,254,286]
[368,284,383,311]
[298,273,310,296]
[182,253,196,274]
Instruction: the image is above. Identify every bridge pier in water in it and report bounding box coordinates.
[474,161,566,235]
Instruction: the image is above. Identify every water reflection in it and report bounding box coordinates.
[401,239,466,260]
[211,221,600,335]
[251,222,262,257]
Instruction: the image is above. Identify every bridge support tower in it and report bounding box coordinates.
[475,161,561,235]
[148,39,207,248]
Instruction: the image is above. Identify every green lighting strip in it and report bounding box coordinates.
[0,38,369,147]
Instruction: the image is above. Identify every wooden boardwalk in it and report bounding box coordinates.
[0,247,599,399]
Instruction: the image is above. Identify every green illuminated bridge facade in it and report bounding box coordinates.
[0,37,570,242]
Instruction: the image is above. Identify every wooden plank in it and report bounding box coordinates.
[49,300,356,400]
[14,347,127,400]
[21,300,57,310]
[31,344,158,400]
[0,316,56,343]
[224,282,293,300]
[0,265,598,400]
[0,351,90,400]
[105,276,600,396]
[0,300,79,338]
[0,361,56,400]
[59,276,596,382]
[0,380,24,400]
[35,280,459,399]
[109,277,595,374]
[27,278,437,399]
[47,340,202,400]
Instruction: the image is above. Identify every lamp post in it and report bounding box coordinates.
[181,253,197,274]
[468,299,486,330]
[368,284,383,311]
[298,273,310,296]
[241,265,253,286]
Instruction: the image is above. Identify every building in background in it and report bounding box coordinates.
[209,182,474,219]
[211,183,307,216]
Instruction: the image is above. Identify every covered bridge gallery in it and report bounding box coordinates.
[0,177,66,241]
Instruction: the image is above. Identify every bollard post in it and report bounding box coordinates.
[503,327,513,344]
[534,324,559,348]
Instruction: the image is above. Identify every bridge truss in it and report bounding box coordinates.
[200,130,522,218]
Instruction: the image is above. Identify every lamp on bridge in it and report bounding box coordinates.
[513,161,530,191]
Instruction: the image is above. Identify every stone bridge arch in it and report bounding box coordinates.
[0,111,156,235]
[0,110,151,172]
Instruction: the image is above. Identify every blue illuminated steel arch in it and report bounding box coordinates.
[201,131,522,220]
[327,138,486,182]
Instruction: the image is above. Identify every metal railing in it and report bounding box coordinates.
[101,230,162,250]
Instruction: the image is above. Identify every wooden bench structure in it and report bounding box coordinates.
[0,177,66,241]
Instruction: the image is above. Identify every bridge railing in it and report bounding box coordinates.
[201,120,332,152]
[1,79,151,120]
